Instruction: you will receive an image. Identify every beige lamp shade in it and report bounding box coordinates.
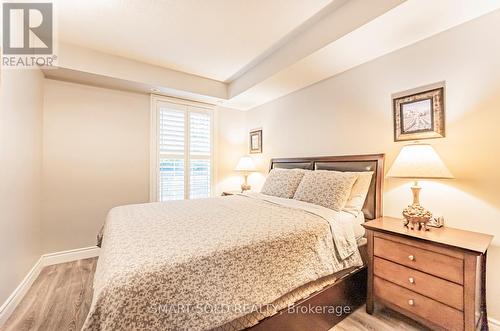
[387,143,454,179]
[235,155,256,172]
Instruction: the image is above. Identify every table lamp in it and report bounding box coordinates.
[387,143,454,230]
[235,155,256,192]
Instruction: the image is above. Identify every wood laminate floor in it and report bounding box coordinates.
[1,258,428,331]
[1,258,96,331]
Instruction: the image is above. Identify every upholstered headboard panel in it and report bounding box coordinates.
[270,154,385,220]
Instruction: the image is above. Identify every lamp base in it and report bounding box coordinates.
[402,181,432,231]
[241,184,251,192]
[403,204,432,231]
[241,173,251,192]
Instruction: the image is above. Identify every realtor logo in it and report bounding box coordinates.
[2,2,56,68]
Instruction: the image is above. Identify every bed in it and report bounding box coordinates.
[83,154,384,331]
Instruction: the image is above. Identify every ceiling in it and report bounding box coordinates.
[49,0,500,110]
[57,0,332,82]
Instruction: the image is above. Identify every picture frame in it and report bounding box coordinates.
[249,129,262,154]
[393,85,445,142]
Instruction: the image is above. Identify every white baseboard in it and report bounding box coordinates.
[42,246,100,266]
[0,246,100,327]
[0,256,43,327]
[490,317,500,331]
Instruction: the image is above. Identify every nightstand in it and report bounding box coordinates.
[363,217,493,331]
[221,191,241,196]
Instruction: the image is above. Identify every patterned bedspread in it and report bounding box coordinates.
[83,193,363,331]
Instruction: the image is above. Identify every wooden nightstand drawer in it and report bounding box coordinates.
[364,217,493,331]
[374,236,463,284]
[374,277,463,331]
[374,256,463,310]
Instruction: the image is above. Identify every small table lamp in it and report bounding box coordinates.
[387,143,454,230]
[235,155,256,192]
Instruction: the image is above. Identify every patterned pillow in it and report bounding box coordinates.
[260,168,307,198]
[293,170,357,211]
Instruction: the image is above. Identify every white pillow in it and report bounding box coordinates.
[260,168,307,198]
[293,170,357,211]
[343,171,374,212]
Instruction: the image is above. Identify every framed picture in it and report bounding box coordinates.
[249,129,262,154]
[393,86,445,142]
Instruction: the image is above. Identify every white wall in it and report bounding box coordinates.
[242,11,500,319]
[0,69,44,305]
[42,80,150,253]
[215,107,247,194]
[41,80,245,253]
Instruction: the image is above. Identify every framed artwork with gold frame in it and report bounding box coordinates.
[249,129,262,154]
[393,86,445,142]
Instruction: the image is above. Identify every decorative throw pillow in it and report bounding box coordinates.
[293,170,357,211]
[260,168,307,198]
[344,171,374,212]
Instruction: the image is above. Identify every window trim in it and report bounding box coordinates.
[150,95,215,202]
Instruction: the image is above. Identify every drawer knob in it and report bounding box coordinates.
[408,277,415,284]
[408,255,415,261]
[408,299,415,306]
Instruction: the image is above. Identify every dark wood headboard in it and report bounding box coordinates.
[269,154,385,220]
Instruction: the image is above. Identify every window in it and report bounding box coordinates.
[150,96,214,201]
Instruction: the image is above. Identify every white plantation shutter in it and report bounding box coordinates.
[159,158,184,200]
[190,159,211,199]
[189,112,210,156]
[189,112,211,199]
[153,98,213,201]
[159,110,184,155]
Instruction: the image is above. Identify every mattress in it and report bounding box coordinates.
[84,194,364,331]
